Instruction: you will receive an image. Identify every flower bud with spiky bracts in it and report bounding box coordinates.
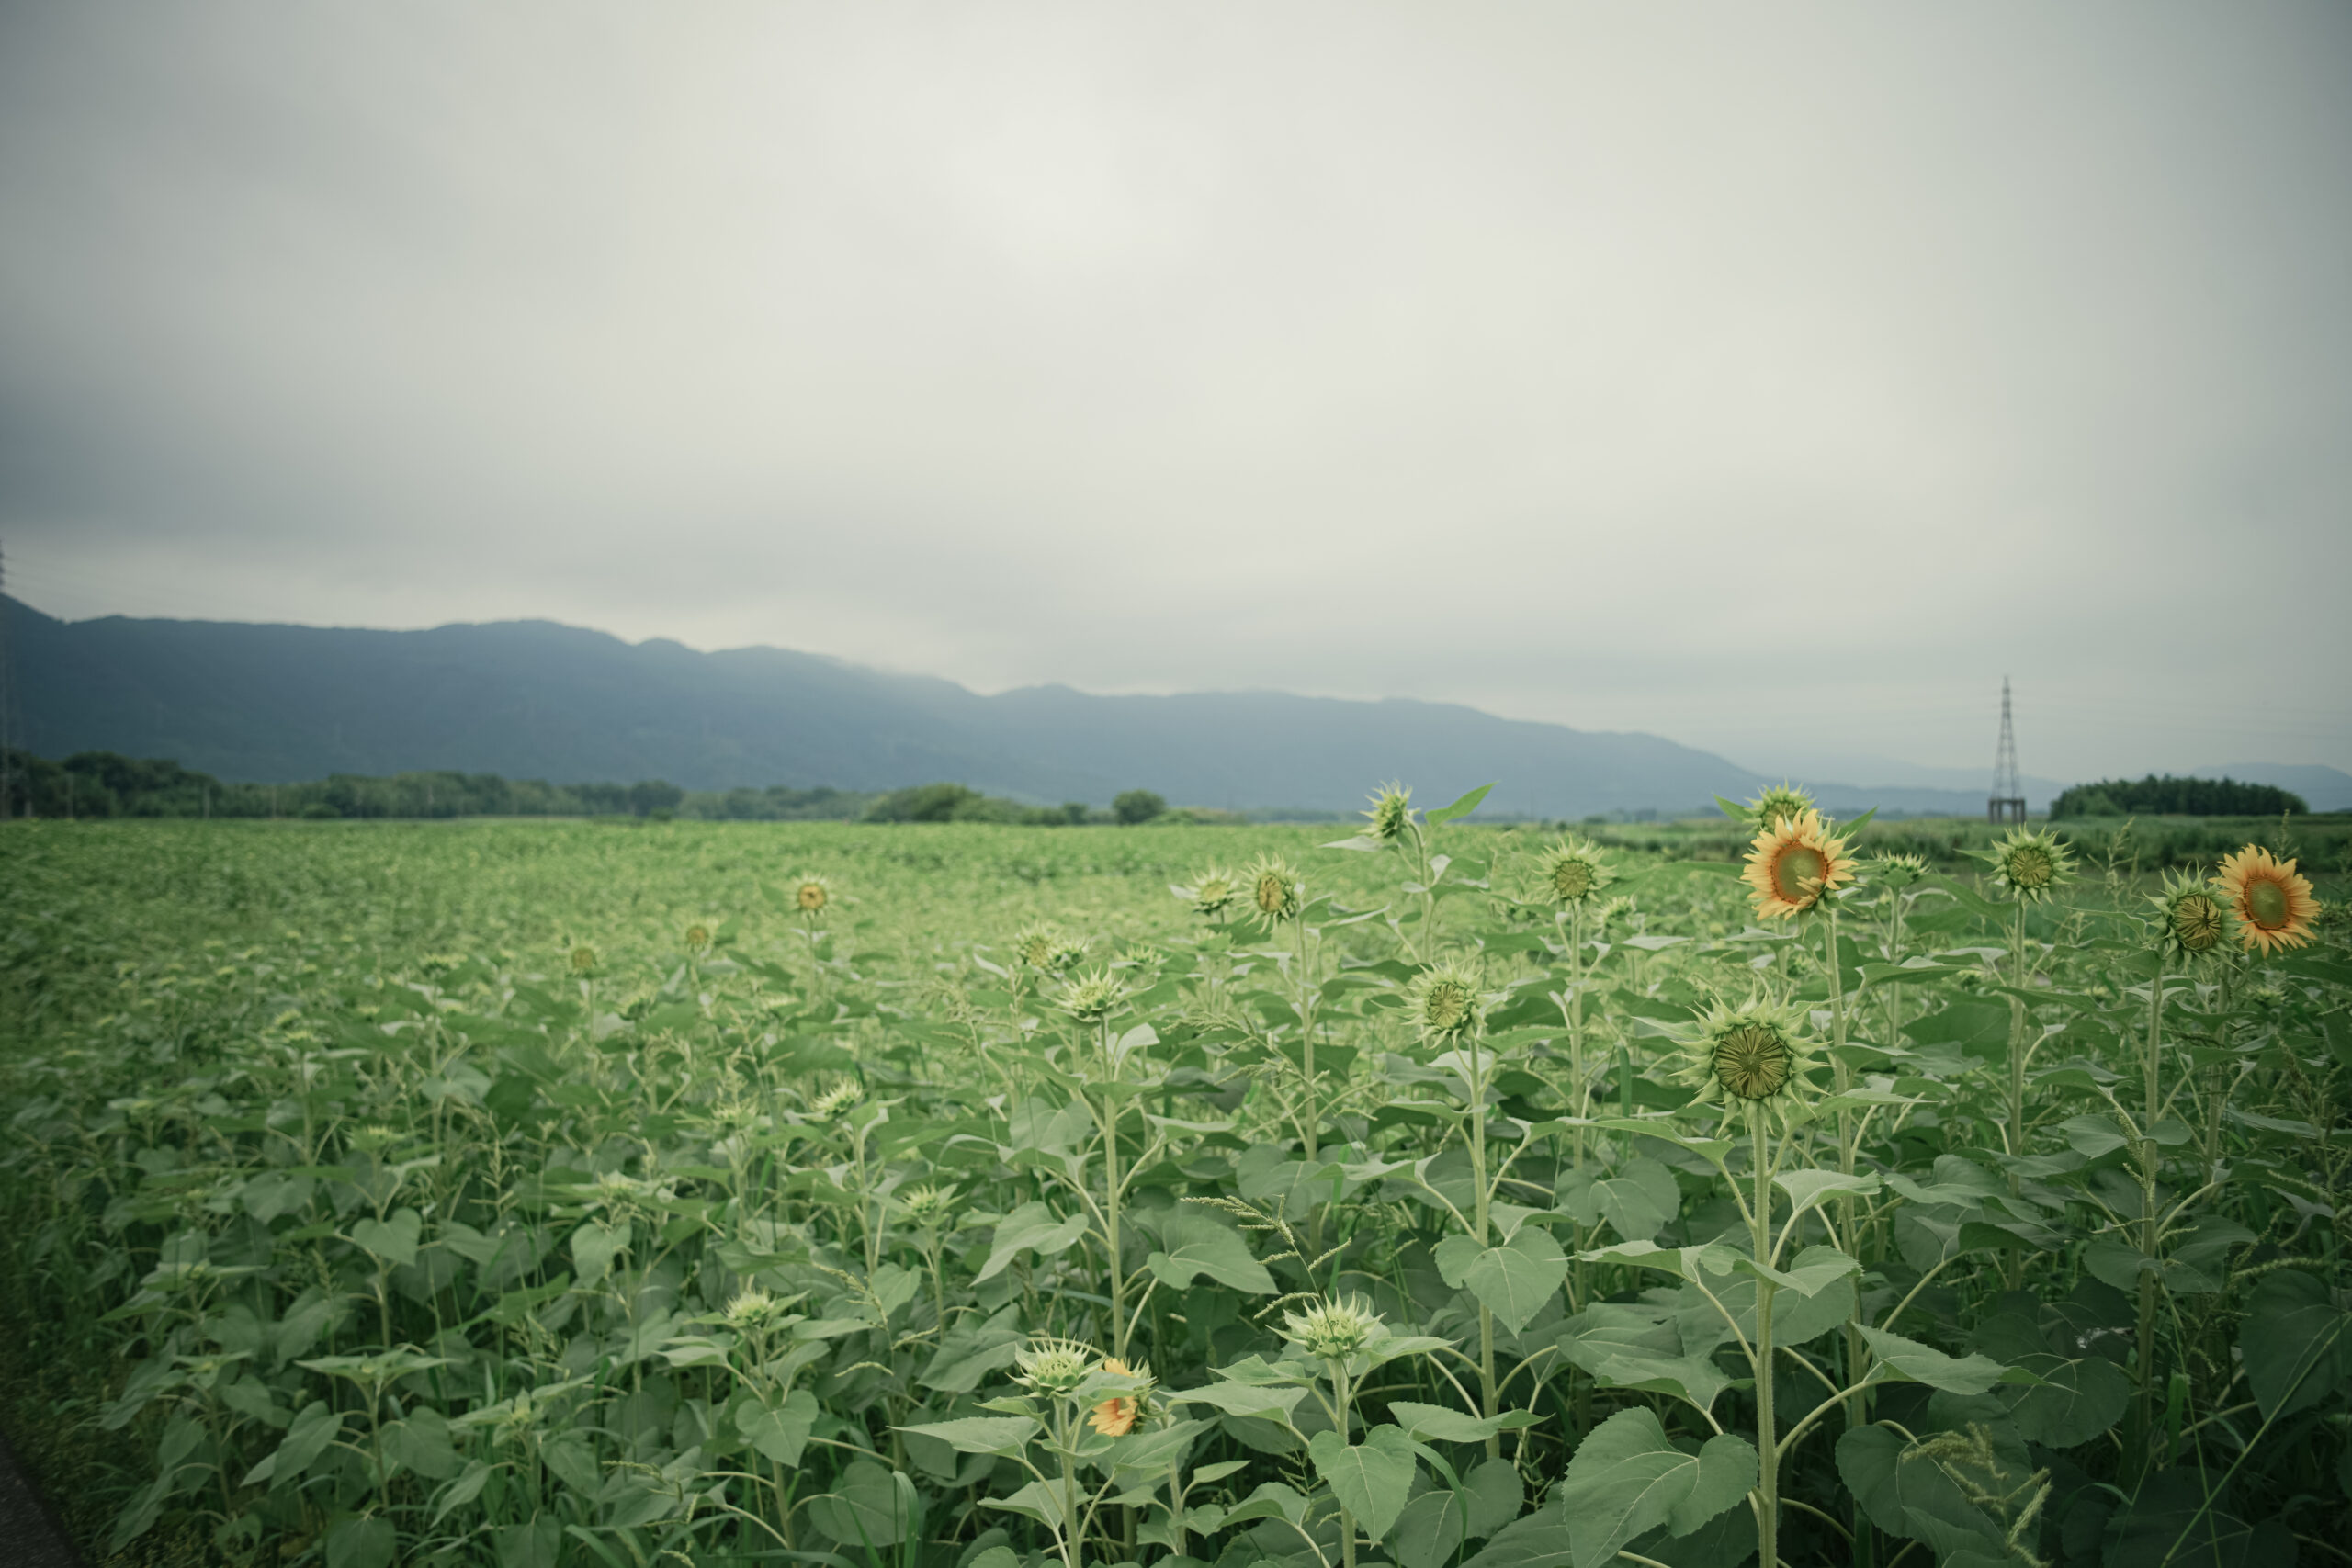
[1674,993,1819,1110]
[792,874,831,914]
[809,1077,862,1119]
[1982,828,2074,903]
[1060,967,1124,1026]
[1536,835,1614,906]
[1281,1296,1385,1362]
[899,1183,957,1228]
[1404,958,1483,1045]
[1012,1337,1098,1399]
[723,1288,786,1330]
[2152,869,2227,959]
[684,924,712,954]
[1742,783,1817,836]
[1245,854,1303,930]
[1363,782,1415,843]
[1179,868,1239,919]
[1868,852,1930,889]
[1013,921,1063,971]
[570,945,599,975]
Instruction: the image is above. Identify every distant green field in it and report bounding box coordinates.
[3,815,2346,1567]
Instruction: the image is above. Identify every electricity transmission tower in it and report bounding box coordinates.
[1988,676,2027,825]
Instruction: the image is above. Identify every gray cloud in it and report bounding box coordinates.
[4,0,2347,781]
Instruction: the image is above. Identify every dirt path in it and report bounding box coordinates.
[0,1427,81,1567]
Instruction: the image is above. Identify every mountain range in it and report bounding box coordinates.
[6,597,2344,817]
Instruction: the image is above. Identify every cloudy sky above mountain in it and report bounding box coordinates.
[3,2,2346,780]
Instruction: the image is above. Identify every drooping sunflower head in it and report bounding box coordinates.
[1089,1357,1153,1436]
[1675,993,1818,1109]
[2152,869,2228,958]
[1245,854,1303,928]
[1868,852,1930,889]
[1182,867,1239,919]
[1363,782,1416,843]
[1743,783,1818,836]
[1983,829,2075,903]
[1012,1337,1098,1399]
[1740,809,1857,920]
[2216,844,2318,954]
[793,874,832,914]
[1280,1296,1386,1362]
[1537,835,1615,906]
[684,923,712,954]
[1059,966,1125,1026]
[570,945,600,975]
[1404,958,1483,1045]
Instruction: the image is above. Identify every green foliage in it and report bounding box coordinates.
[2052,773,2308,819]
[1114,789,1170,825]
[0,810,2346,1568]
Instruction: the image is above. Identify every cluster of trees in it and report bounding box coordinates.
[2051,773,2308,819]
[0,752,1195,826]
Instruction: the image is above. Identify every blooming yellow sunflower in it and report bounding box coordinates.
[2216,845,2318,954]
[1740,808,1856,920]
[1089,1357,1151,1436]
[1672,993,1818,1110]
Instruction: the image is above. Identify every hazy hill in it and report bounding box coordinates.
[9,598,2339,817]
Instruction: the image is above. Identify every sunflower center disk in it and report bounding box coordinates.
[2247,879,2290,930]
[1773,847,1826,905]
[1713,1026,1791,1100]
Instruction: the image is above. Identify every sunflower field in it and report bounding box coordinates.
[1,793,2347,1568]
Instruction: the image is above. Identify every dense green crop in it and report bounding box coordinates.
[2,801,2346,1568]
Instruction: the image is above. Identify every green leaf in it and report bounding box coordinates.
[1732,1247,1859,1299]
[922,1306,1027,1393]
[1163,1381,1310,1421]
[1307,1424,1418,1541]
[569,1218,628,1284]
[808,1459,922,1549]
[1999,1353,2130,1449]
[383,1406,461,1480]
[1561,1409,1756,1568]
[977,1201,1091,1283]
[325,1516,396,1568]
[351,1209,422,1269]
[244,1400,342,1489]
[895,1416,1040,1456]
[1771,1169,1880,1224]
[1858,1325,2021,1396]
[1427,784,1497,827]
[2239,1269,2350,1422]
[1592,1157,1681,1242]
[738,1388,819,1464]
[1456,1226,1570,1334]
[1144,1208,1276,1294]
[1388,1401,1542,1445]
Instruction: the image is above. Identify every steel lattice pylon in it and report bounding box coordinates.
[1988,675,2027,825]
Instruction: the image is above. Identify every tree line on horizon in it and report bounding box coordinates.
[0,750,1211,827]
[2050,772,2307,819]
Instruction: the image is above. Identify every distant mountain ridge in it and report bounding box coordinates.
[6,597,2341,816]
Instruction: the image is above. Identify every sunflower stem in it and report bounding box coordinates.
[2132,952,2165,1478]
[2005,897,2030,1290]
[1749,1101,1781,1568]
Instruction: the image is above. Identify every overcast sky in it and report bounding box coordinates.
[3,2,2346,782]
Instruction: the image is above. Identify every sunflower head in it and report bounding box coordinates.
[2216,844,2318,954]
[1182,867,1239,919]
[1740,809,1857,920]
[684,924,712,954]
[1405,958,1483,1045]
[1089,1357,1153,1436]
[808,1077,863,1119]
[1013,920,1064,971]
[1983,829,2075,903]
[1245,854,1303,928]
[899,1183,957,1228]
[1675,993,1818,1110]
[1281,1296,1385,1362]
[723,1287,786,1330]
[1868,852,1930,889]
[570,945,599,976]
[2152,870,2227,958]
[1537,835,1615,906]
[1363,783,1416,844]
[793,874,831,914]
[1742,783,1818,836]
[1012,1337,1098,1399]
[1059,966,1125,1026]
